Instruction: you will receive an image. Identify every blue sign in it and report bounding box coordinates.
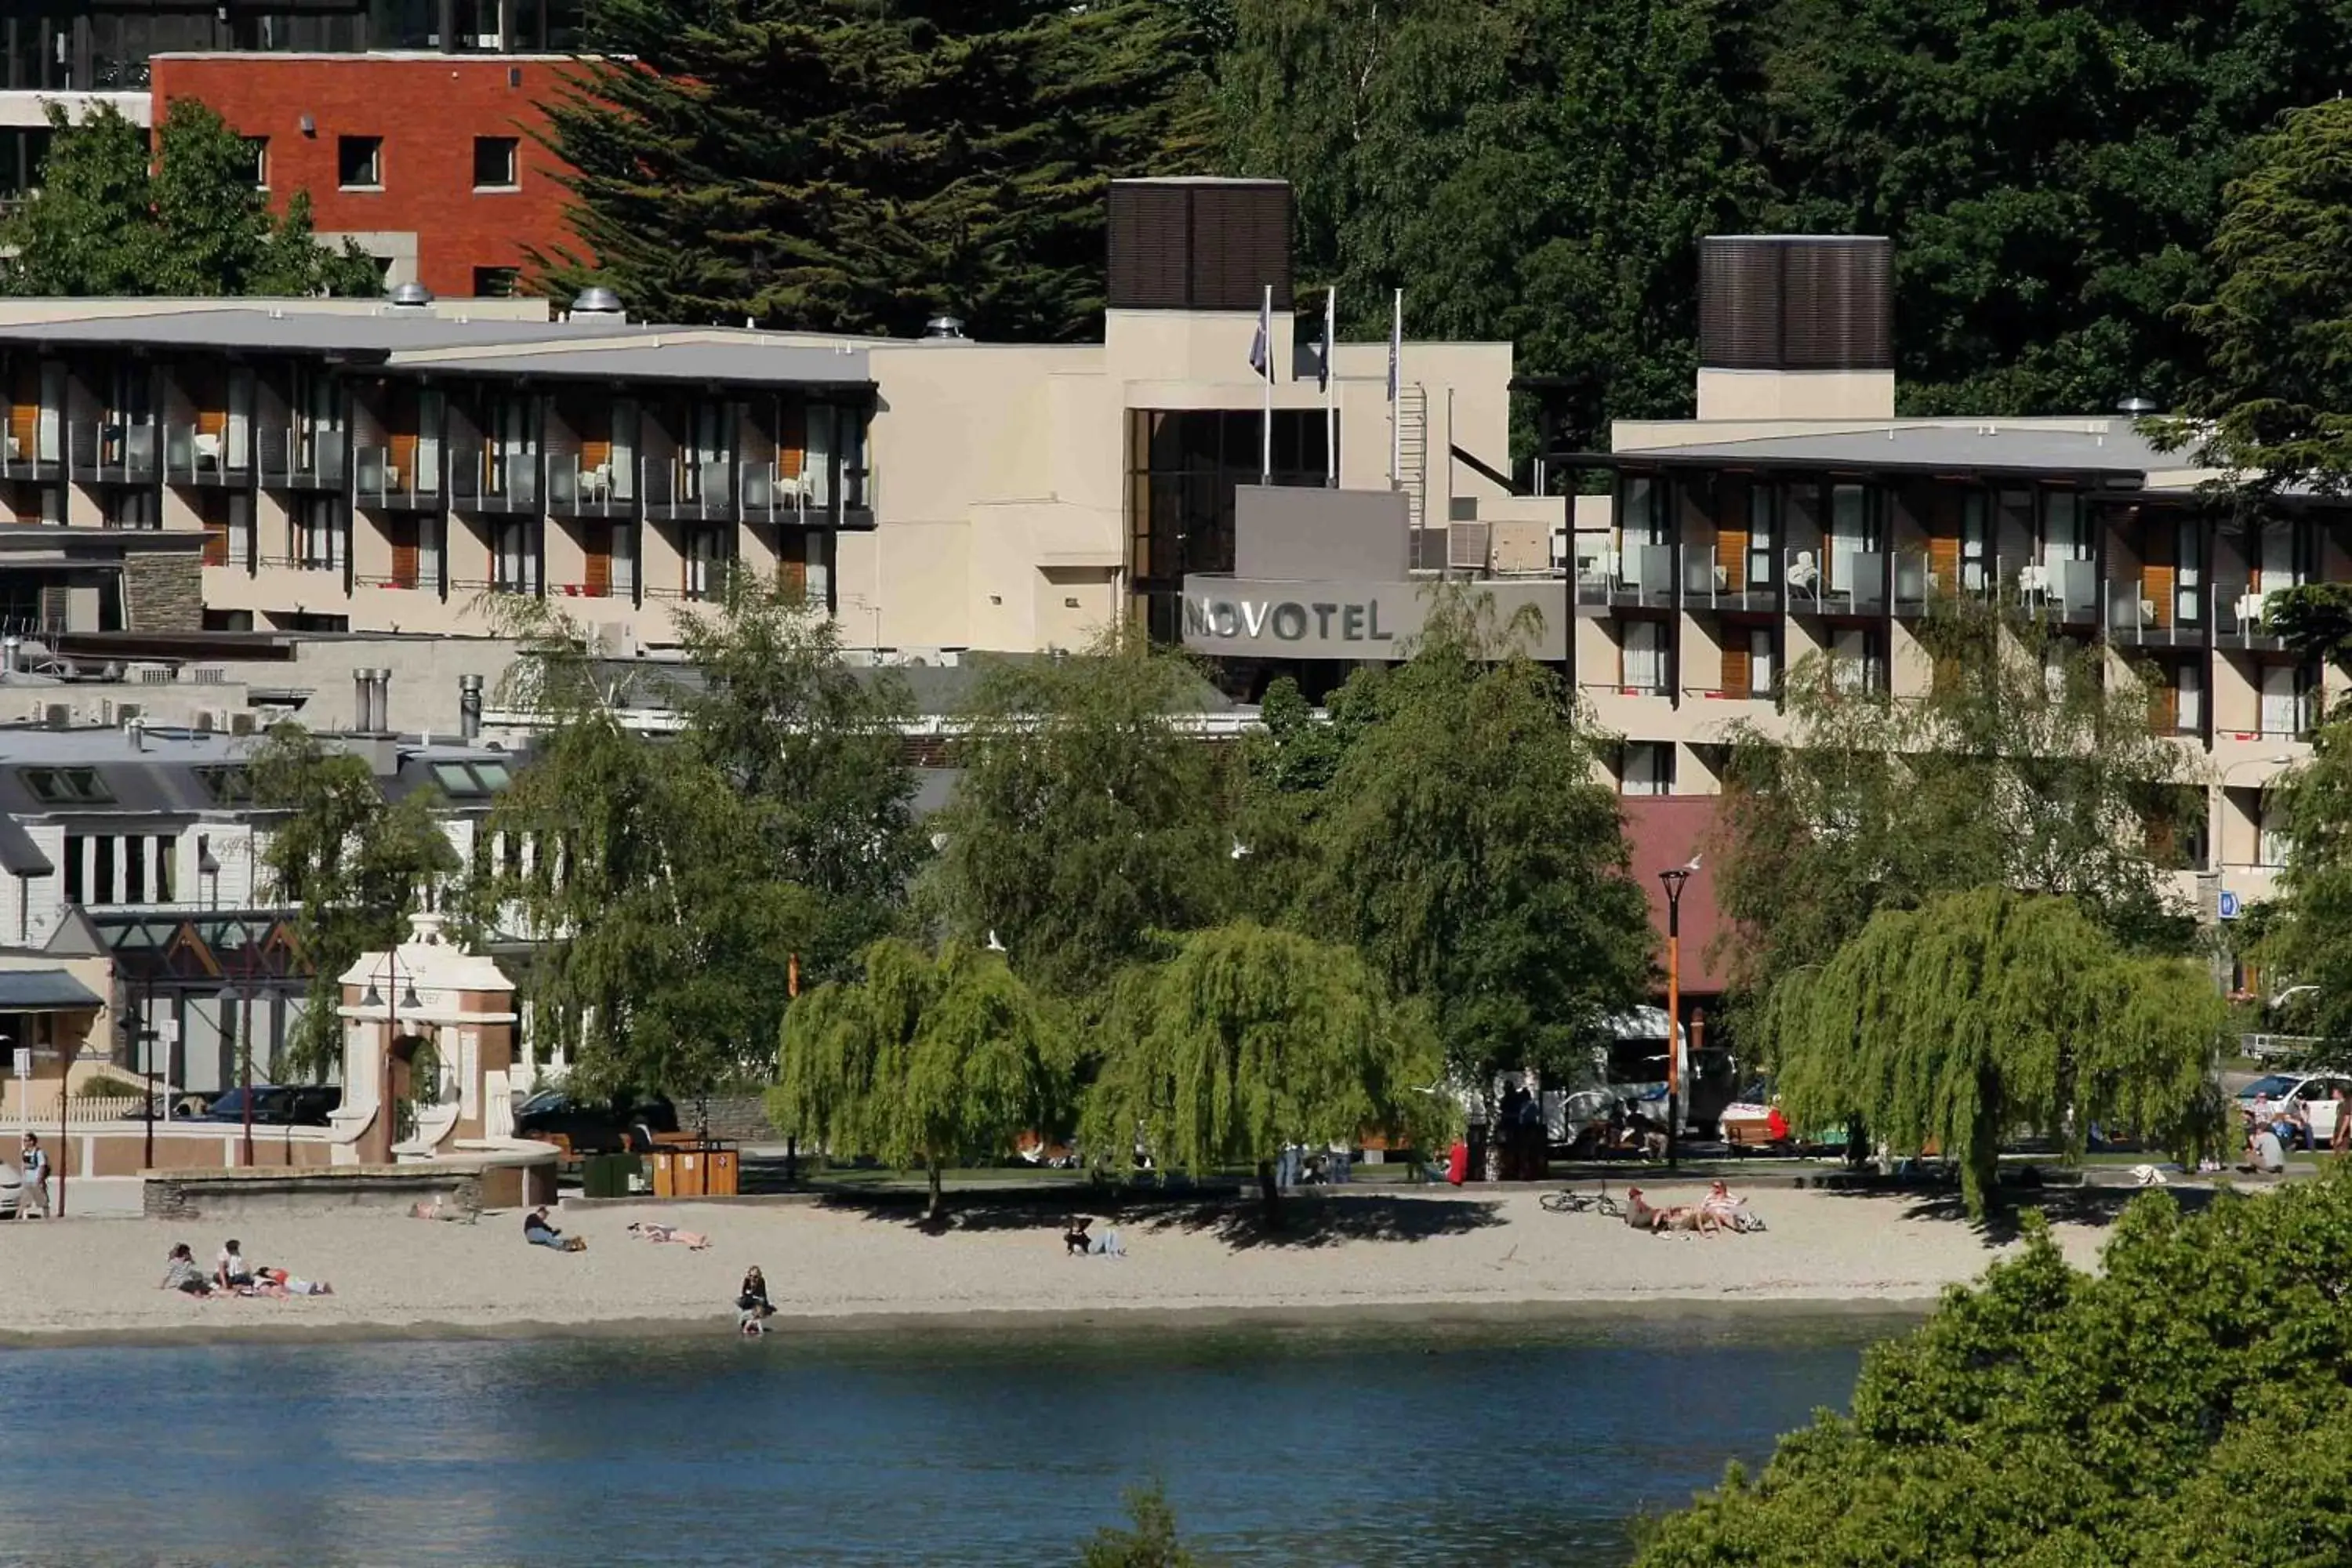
[2219,891,2242,921]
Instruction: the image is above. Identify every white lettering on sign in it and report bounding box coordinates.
[1184,597,1397,644]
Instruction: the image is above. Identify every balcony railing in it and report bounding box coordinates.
[448,442,539,513]
[2216,579,2299,647]
[258,552,344,575]
[64,419,159,484]
[643,456,737,522]
[1785,546,1889,613]
[1573,539,1674,608]
[256,426,347,490]
[162,421,249,484]
[1678,544,1780,610]
[740,459,874,527]
[546,455,636,518]
[2106,573,2208,645]
[353,443,445,510]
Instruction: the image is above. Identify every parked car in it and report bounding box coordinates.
[0,1161,16,1218]
[513,1091,679,1155]
[195,1086,343,1127]
[2236,1072,2352,1147]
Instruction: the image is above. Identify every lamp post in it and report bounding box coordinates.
[361,960,422,1163]
[1657,856,1700,1171]
[218,982,252,1168]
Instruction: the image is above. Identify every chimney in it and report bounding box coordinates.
[459,673,483,742]
[353,670,374,733]
[373,668,393,734]
[1,635,17,677]
[1696,236,1894,422]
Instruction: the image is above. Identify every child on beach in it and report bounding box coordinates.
[738,1266,775,1334]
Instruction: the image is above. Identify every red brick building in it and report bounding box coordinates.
[148,53,586,299]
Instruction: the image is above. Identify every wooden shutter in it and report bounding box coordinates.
[390,517,418,589]
[583,524,612,597]
[2149,677,2176,735]
[1722,644,1751,699]
[778,402,805,480]
[7,361,34,459]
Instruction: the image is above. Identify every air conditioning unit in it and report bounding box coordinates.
[1447,521,1492,572]
[194,710,216,735]
[43,704,68,730]
[116,703,140,724]
[230,712,258,736]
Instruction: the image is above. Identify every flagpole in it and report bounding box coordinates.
[1388,289,1403,490]
[1261,284,1274,486]
[1323,286,1337,488]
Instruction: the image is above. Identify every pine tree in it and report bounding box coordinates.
[542,0,1211,336]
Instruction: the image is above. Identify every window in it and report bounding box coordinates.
[245,136,269,190]
[1621,742,1673,797]
[20,768,112,804]
[1748,627,1776,698]
[1621,620,1666,693]
[1125,408,1330,642]
[472,266,520,298]
[337,136,383,189]
[192,766,254,804]
[473,136,518,190]
[124,835,145,903]
[62,834,82,903]
[296,496,346,571]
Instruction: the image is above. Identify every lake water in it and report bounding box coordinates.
[0,1313,1903,1566]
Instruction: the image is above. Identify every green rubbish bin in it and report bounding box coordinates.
[582,1153,643,1199]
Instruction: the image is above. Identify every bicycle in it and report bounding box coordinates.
[1539,1187,1624,1218]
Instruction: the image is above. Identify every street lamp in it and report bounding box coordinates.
[361,962,423,1161]
[217,982,251,1168]
[1657,854,1700,1171]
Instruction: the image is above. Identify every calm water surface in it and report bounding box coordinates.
[0,1314,1904,1566]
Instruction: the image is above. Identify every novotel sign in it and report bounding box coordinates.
[1179,577,1567,661]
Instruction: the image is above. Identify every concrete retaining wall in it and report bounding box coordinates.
[143,1159,554,1220]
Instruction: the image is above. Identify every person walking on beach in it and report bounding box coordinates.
[16,1133,48,1220]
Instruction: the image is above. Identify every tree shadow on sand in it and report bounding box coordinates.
[1822,1178,2227,1244]
[817,1186,1505,1249]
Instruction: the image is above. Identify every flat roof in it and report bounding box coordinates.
[1613,423,2166,481]
[412,339,872,387]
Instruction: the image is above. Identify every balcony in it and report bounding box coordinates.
[643,457,738,523]
[448,444,539,514]
[2215,579,2296,651]
[740,460,874,528]
[353,444,444,512]
[1678,544,1780,612]
[257,426,347,491]
[162,422,249,486]
[1785,546,1889,615]
[2106,573,2207,647]
[64,419,160,485]
[1573,540,1674,609]
[546,456,636,519]
[355,569,429,593]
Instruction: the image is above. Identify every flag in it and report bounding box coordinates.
[1319,286,1335,393]
[1248,289,1272,382]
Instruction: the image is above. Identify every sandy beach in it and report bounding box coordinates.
[0,1184,2131,1346]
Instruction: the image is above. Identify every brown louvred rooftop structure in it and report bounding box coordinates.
[1698,235,1893,372]
[1107,178,1294,314]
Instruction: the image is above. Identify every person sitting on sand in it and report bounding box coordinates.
[1623,1187,1696,1234]
[216,1239,256,1291]
[1063,1216,1094,1256]
[626,1221,710,1250]
[738,1266,775,1334]
[523,1207,586,1252]
[160,1243,213,1296]
[2241,1123,2288,1176]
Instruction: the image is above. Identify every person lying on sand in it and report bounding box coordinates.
[251,1267,334,1298]
[626,1221,710,1250]
[1624,1187,1708,1234]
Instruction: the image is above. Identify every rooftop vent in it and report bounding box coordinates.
[572,285,624,321]
[923,314,967,341]
[2117,396,2159,418]
[1698,236,1893,372]
[388,281,434,310]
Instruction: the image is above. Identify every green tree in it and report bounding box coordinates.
[1298,589,1653,1105]
[771,937,1067,1218]
[1767,887,2224,1218]
[1635,1174,2352,1566]
[471,603,813,1118]
[671,568,923,981]
[1086,922,1447,1224]
[1078,1483,1202,1568]
[2165,96,2352,492]
[2,100,379,298]
[2259,711,2352,1055]
[1713,598,2196,1011]
[924,637,1236,999]
[540,0,1213,336]
[248,724,459,1080]
[1218,0,1763,447]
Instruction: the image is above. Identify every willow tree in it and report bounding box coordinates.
[1086,922,1447,1225]
[1769,887,2225,1218]
[1715,596,2197,1013]
[771,938,1068,1219]
[468,597,813,1116]
[924,632,1236,999]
